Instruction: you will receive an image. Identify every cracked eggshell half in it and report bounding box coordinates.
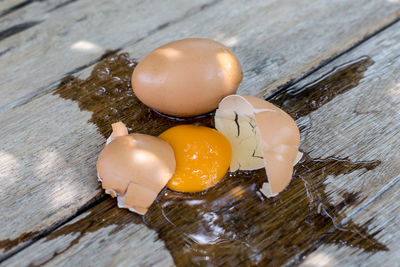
[215,95,302,196]
[96,122,176,215]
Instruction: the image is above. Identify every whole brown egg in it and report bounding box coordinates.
[131,38,243,117]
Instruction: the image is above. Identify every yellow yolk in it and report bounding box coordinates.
[159,125,232,192]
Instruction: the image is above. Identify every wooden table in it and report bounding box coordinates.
[1,0,400,266]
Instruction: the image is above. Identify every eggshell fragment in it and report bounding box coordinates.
[215,95,301,196]
[97,122,176,214]
[111,121,128,138]
[131,38,243,117]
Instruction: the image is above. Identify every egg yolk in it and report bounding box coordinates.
[159,125,232,192]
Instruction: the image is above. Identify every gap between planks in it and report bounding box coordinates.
[0,0,38,18]
[2,14,400,265]
[1,0,400,116]
[0,193,108,263]
[0,0,222,115]
[283,173,400,267]
[0,0,89,18]
[267,14,400,99]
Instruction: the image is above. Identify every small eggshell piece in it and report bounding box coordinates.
[124,183,159,215]
[111,121,129,138]
[262,145,299,195]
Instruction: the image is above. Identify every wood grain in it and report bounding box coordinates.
[2,0,400,113]
[2,0,398,249]
[0,0,216,112]
[1,199,175,267]
[281,18,400,267]
[126,0,400,99]
[300,178,400,267]
[1,0,400,265]
[1,0,65,24]
[2,19,400,265]
[0,0,35,18]
[0,0,77,38]
[289,20,400,216]
[0,93,103,255]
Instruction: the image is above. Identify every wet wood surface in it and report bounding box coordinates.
[301,179,400,267]
[1,0,400,266]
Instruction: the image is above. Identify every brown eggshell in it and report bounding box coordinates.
[262,145,299,195]
[237,95,300,147]
[111,121,128,138]
[215,95,301,196]
[124,183,159,213]
[97,123,176,214]
[131,38,243,117]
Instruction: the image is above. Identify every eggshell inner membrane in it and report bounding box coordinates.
[215,95,301,196]
[214,109,264,171]
[96,122,176,214]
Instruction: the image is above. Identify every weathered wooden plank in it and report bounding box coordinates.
[2,0,400,113]
[0,0,214,111]
[0,0,77,39]
[279,18,400,266]
[0,0,65,24]
[283,26,400,218]
[300,177,400,267]
[1,1,398,252]
[0,93,104,256]
[0,0,34,17]
[127,0,400,99]
[2,18,400,266]
[1,199,175,267]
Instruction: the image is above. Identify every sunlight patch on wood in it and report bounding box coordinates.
[0,151,21,195]
[302,251,337,267]
[387,83,400,102]
[34,150,82,209]
[70,40,102,53]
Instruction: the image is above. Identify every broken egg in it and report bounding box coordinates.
[214,95,302,196]
[159,125,232,193]
[96,122,176,214]
[131,38,243,117]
